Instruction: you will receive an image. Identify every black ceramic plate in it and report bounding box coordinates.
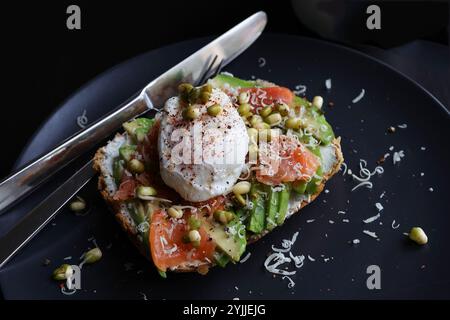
[1,34,449,300]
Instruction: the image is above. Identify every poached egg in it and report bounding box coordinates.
[158,88,248,202]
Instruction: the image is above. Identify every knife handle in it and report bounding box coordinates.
[0,92,151,214]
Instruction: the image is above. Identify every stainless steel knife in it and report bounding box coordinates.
[0,11,267,213]
[0,161,95,269]
[0,12,267,268]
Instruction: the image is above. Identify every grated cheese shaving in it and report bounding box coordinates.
[393,150,405,164]
[271,184,285,192]
[352,89,365,103]
[140,292,148,300]
[349,159,383,192]
[221,71,234,77]
[199,203,212,212]
[61,286,77,296]
[325,78,332,90]
[264,252,295,276]
[375,203,384,211]
[76,110,88,129]
[351,181,373,191]
[159,236,178,255]
[239,252,251,264]
[289,252,305,268]
[391,220,400,229]
[271,232,299,253]
[363,230,378,239]
[293,84,307,95]
[363,213,380,224]
[173,205,198,212]
[264,232,305,278]
[258,57,266,67]
[245,199,254,211]
[282,275,296,288]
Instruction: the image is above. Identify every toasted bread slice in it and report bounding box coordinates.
[93,131,343,272]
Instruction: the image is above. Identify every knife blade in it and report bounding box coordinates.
[0,160,95,269]
[0,11,267,213]
[0,12,267,267]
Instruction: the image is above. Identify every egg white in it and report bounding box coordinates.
[158,89,249,202]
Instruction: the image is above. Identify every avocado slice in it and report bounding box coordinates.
[293,96,335,145]
[306,166,323,194]
[247,183,266,234]
[213,251,231,268]
[119,145,137,162]
[292,145,323,195]
[158,270,167,278]
[134,127,149,142]
[203,218,247,262]
[112,158,125,185]
[265,185,279,231]
[123,117,155,142]
[276,184,291,226]
[209,74,256,90]
[292,180,307,194]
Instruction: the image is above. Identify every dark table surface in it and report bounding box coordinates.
[356,41,449,110]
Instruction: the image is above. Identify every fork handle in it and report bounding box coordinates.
[0,93,150,214]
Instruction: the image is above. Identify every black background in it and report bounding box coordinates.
[1,0,448,178]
